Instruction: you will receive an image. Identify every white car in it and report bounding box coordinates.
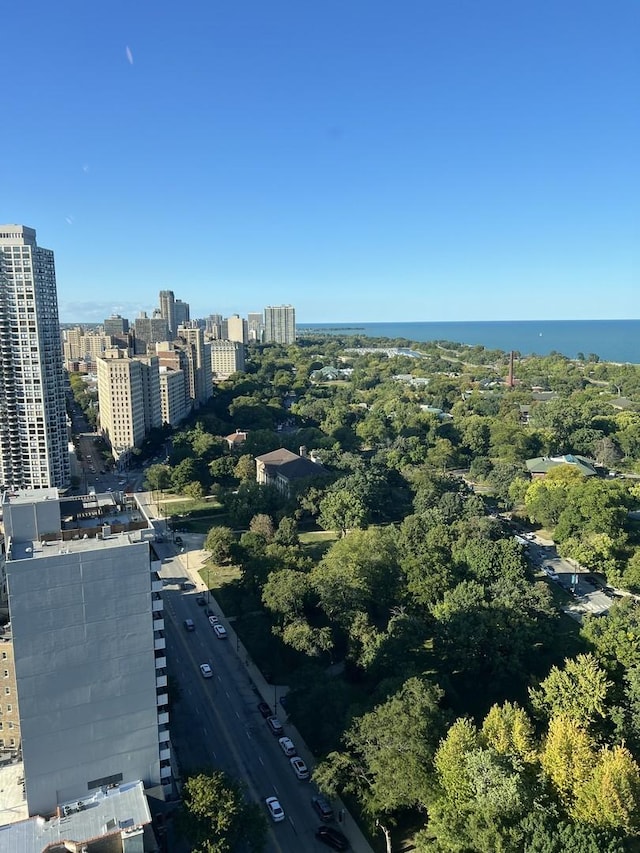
[208,615,220,626]
[199,663,213,678]
[213,624,227,639]
[289,756,309,780]
[265,796,285,822]
[278,736,296,757]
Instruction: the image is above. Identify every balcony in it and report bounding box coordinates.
[152,597,163,613]
[158,711,169,726]
[156,674,167,689]
[159,747,171,762]
[151,579,163,593]
[156,692,169,706]
[158,726,170,742]
[152,617,165,632]
[154,636,166,652]
[154,655,166,670]
[160,764,172,779]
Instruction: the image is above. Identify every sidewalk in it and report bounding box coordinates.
[179,545,375,853]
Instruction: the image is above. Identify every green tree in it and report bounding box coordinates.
[572,745,640,832]
[178,771,267,853]
[319,488,367,535]
[249,513,275,541]
[144,463,172,492]
[273,515,299,546]
[234,454,255,482]
[262,569,312,624]
[530,654,612,726]
[204,526,236,564]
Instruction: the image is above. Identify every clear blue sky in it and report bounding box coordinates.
[2,1,638,323]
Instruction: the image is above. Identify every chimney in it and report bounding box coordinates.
[299,446,307,458]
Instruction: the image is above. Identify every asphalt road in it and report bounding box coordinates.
[525,536,614,616]
[158,553,346,853]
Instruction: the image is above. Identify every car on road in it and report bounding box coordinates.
[196,595,206,606]
[266,716,284,736]
[257,702,272,718]
[265,796,285,822]
[278,736,296,756]
[174,536,183,545]
[208,615,220,626]
[290,756,309,779]
[213,624,227,639]
[316,825,349,850]
[183,619,195,632]
[199,663,213,678]
[312,795,334,822]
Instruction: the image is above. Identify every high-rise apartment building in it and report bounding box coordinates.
[177,326,212,406]
[97,350,162,464]
[206,314,223,338]
[158,291,176,339]
[174,298,190,329]
[158,366,187,426]
[103,314,131,350]
[0,225,69,490]
[210,339,245,380]
[226,314,248,344]
[247,312,264,342]
[264,304,296,345]
[133,312,169,355]
[1,487,170,816]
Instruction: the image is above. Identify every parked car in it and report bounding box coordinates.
[312,795,334,822]
[257,702,272,718]
[199,663,213,678]
[278,736,296,757]
[266,716,284,736]
[213,624,227,639]
[204,607,213,617]
[174,536,183,545]
[196,595,206,606]
[208,615,219,627]
[265,796,285,822]
[290,756,309,780]
[316,825,349,850]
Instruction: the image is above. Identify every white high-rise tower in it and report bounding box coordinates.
[0,225,69,489]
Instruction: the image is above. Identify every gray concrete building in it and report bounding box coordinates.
[1,487,170,817]
[264,304,296,345]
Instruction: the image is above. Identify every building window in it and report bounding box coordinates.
[4,687,9,695]
[2,671,7,679]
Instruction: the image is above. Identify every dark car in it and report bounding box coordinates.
[316,825,349,850]
[174,536,183,545]
[204,607,213,617]
[257,702,272,718]
[196,595,206,606]
[312,795,334,822]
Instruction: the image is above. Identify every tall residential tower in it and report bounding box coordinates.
[0,225,69,489]
[264,304,296,345]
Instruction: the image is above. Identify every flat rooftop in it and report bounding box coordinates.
[0,780,151,852]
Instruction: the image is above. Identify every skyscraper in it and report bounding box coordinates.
[158,290,176,338]
[0,225,69,489]
[264,304,296,345]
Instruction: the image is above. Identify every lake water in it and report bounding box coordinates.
[297,320,640,363]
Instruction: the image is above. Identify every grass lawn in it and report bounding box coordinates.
[299,528,339,559]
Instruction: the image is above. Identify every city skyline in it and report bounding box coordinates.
[1,2,637,324]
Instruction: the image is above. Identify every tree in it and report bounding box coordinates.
[144,463,172,492]
[249,513,275,542]
[572,745,640,832]
[314,677,445,853]
[539,716,596,806]
[178,771,267,852]
[273,515,299,546]
[529,654,612,726]
[204,526,236,564]
[234,454,255,482]
[262,569,313,624]
[481,702,536,764]
[319,488,367,535]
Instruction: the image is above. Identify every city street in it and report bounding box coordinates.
[157,547,370,853]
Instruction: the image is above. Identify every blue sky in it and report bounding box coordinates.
[1,1,638,323]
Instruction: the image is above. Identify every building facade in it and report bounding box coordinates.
[158,291,176,339]
[96,350,162,463]
[158,366,188,427]
[0,225,69,490]
[210,339,245,380]
[225,314,248,345]
[264,304,296,345]
[1,488,170,817]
